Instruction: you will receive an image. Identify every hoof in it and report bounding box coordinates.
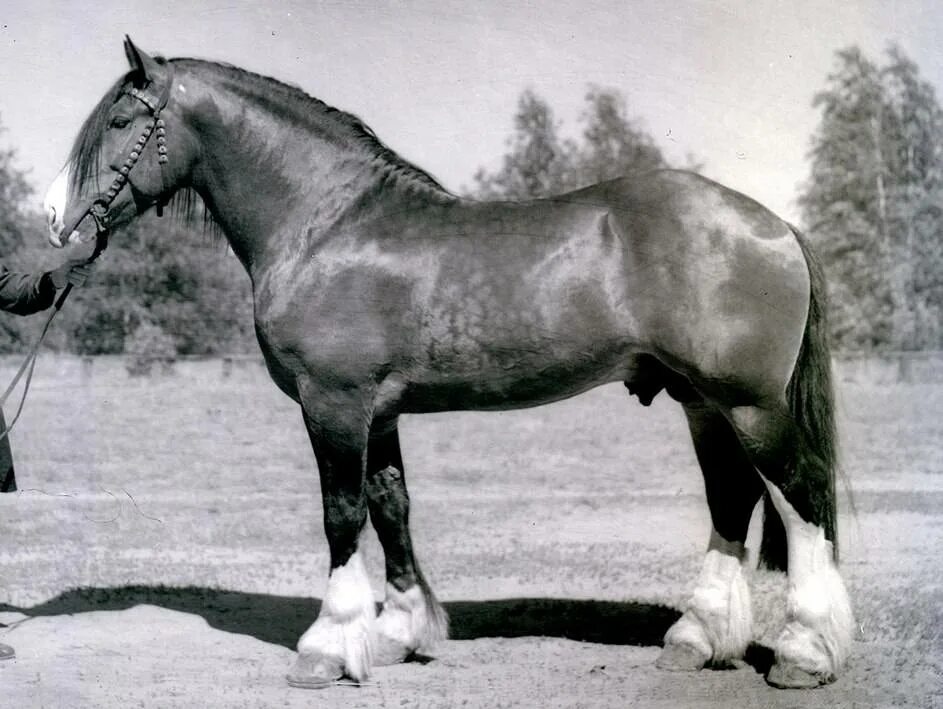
[286,652,345,689]
[766,661,831,689]
[656,641,710,672]
[0,643,14,661]
[374,633,413,666]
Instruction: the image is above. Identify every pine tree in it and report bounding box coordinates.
[572,86,668,186]
[0,114,52,352]
[0,123,36,257]
[471,87,670,200]
[881,46,943,349]
[799,46,943,350]
[472,90,571,200]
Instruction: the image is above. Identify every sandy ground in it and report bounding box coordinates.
[0,356,941,708]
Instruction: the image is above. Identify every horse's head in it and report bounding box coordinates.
[44,37,197,247]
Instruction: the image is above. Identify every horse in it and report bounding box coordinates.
[42,37,853,690]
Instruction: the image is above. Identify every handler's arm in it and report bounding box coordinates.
[0,263,57,316]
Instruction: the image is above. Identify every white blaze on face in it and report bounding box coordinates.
[42,164,76,248]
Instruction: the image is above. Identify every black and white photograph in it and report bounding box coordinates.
[0,1,940,707]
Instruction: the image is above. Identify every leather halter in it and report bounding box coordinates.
[60,67,174,240]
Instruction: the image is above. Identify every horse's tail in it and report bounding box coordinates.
[759,224,838,571]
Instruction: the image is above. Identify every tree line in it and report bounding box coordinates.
[0,44,939,355]
[799,46,943,350]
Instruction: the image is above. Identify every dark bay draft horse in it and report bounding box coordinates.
[43,38,853,689]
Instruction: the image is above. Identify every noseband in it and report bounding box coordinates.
[60,67,174,239]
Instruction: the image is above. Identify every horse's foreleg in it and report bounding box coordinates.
[730,404,853,688]
[658,403,762,671]
[366,421,447,665]
[287,409,376,689]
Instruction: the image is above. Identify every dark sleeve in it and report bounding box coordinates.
[0,262,57,315]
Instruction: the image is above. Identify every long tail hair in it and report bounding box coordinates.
[759,225,838,571]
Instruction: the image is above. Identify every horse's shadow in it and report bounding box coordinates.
[0,586,774,673]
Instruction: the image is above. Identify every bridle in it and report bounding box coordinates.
[60,66,175,241]
[0,68,176,449]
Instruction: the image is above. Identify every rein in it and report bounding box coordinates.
[0,71,174,444]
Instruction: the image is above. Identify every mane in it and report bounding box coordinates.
[174,58,452,195]
[66,56,452,238]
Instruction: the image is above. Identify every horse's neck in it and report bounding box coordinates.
[187,78,389,273]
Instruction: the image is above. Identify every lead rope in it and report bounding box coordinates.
[0,233,109,444]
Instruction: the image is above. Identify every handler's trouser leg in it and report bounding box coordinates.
[0,410,15,493]
[0,409,16,659]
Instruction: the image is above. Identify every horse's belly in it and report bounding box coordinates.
[399,343,636,413]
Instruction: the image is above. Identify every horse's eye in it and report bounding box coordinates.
[109,116,131,129]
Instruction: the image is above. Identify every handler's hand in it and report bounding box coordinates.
[48,259,94,289]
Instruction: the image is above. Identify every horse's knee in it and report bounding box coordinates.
[366,465,409,513]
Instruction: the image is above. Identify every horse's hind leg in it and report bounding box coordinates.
[366,420,447,665]
[287,402,376,688]
[730,404,853,688]
[658,401,762,671]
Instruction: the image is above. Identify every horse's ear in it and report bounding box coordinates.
[123,36,161,86]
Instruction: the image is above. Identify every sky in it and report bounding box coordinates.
[1,0,941,224]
